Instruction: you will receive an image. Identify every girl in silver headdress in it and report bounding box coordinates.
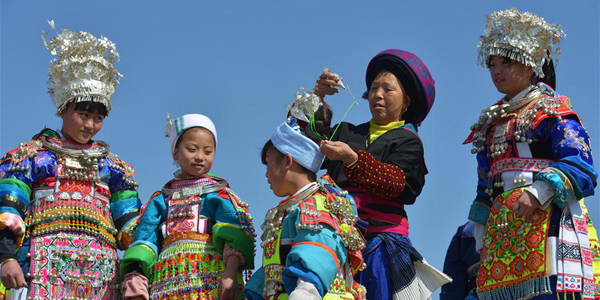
[0,22,141,300]
[465,8,599,300]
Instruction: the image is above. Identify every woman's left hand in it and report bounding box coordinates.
[320,141,358,165]
[511,190,541,218]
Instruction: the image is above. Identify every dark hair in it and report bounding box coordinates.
[73,101,108,117]
[174,127,216,151]
[535,56,556,90]
[304,103,333,142]
[260,103,333,175]
[260,140,282,165]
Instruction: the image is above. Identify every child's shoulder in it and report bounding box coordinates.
[1,139,45,166]
[0,128,57,165]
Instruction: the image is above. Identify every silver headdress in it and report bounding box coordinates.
[288,87,323,123]
[42,20,123,116]
[477,8,566,78]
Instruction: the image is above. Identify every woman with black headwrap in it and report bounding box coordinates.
[314,49,451,300]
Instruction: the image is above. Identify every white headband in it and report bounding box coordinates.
[168,114,217,154]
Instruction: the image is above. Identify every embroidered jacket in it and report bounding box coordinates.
[244,175,365,300]
[466,84,597,225]
[0,128,141,299]
[120,175,255,300]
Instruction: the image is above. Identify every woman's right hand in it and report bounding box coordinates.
[314,71,342,99]
[1,259,27,289]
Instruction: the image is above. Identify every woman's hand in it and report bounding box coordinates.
[314,71,342,99]
[1,259,27,289]
[512,190,541,219]
[219,275,239,300]
[219,254,241,300]
[320,141,358,165]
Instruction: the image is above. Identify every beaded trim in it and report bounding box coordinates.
[162,231,211,248]
[150,237,223,300]
[260,184,320,248]
[469,84,562,155]
[490,158,553,178]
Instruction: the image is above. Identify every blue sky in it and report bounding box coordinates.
[1,1,598,297]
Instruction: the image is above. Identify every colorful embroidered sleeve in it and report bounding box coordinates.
[120,192,166,279]
[280,206,348,297]
[343,150,406,201]
[468,150,494,224]
[105,153,142,250]
[534,118,597,208]
[203,188,255,269]
[0,142,51,258]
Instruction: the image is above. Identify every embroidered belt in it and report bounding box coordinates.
[347,188,409,236]
[162,231,211,248]
[490,158,553,177]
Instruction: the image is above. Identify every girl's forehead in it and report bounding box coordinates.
[180,128,216,143]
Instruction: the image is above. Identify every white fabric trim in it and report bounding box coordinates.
[289,278,321,300]
[501,171,534,191]
[474,222,486,253]
[392,259,452,300]
[525,181,554,209]
[8,287,28,300]
[546,236,558,276]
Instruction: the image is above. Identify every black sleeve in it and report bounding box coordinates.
[383,132,427,205]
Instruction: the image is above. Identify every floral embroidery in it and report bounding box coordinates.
[478,188,551,297]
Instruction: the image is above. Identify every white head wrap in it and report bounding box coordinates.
[167,114,217,154]
[270,118,324,173]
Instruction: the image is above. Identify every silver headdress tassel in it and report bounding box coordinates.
[477,8,565,78]
[42,20,123,116]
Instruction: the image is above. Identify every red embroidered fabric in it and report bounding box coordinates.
[343,149,406,201]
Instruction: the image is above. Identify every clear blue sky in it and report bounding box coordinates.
[2,1,598,298]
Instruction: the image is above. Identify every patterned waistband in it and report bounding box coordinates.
[162,231,211,248]
[490,157,553,177]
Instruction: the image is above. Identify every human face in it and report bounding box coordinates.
[264,148,291,197]
[488,55,534,99]
[368,72,410,125]
[172,128,215,178]
[61,102,105,144]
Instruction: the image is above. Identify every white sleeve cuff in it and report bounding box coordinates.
[526,181,554,209]
[288,278,321,300]
[474,222,485,254]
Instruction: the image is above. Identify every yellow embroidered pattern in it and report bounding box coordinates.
[558,127,591,159]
